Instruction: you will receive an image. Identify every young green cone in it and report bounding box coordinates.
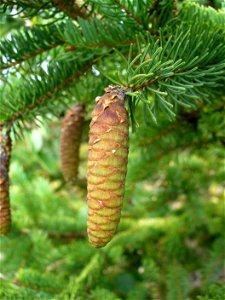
[87,85,129,248]
[60,104,85,182]
[0,127,12,236]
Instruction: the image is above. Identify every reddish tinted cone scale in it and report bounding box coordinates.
[0,128,12,235]
[87,85,129,248]
[60,104,85,182]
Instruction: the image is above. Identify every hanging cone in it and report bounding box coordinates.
[60,104,85,182]
[0,127,12,236]
[87,85,129,248]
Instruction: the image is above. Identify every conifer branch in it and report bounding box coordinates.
[109,19,225,122]
[113,0,143,27]
[139,122,178,147]
[63,39,135,51]
[1,17,137,71]
[181,1,225,28]
[139,108,202,147]
[62,17,138,49]
[89,0,153,30]
[1,42,64,70]
[65,253,102,298]
[0,23,65,70]
[0,0,89,19]
[1,60,94,128]
[147,0,174,30]
[105,217,177,248]
[0,0,49,12]
[139,103,225,147]
[20,228,86,240]
[51,0,89,19]
[1,2,224,298]
[13,278,60,294]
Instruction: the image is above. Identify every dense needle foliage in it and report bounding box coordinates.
[0,0,224,299]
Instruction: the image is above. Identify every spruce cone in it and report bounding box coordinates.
[0,127,12,236]
[60,104,85,182]
[87,85,129,248]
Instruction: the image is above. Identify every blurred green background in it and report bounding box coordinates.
[0,0,225,299]
[1,107,224,299]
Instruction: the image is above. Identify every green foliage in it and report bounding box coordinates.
[1,0,224,129]
[0,55,99,131]
[0,114,224,298]
[62,17,136,49]
[0,1,224,299]
[197,284,225,300]
[0,22,64,70]
[0,0,73,20]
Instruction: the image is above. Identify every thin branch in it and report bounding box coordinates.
[114,0,143,27]
[139,108,201,146]
[139,122,177,146]
[51,0,89,19]
[64,253,101,298]
[13,278,60,294]
[2,61,94,127]
[1,42,64,70]
[0,0,49,10]
[2,38,135,70]
[20,228,86,241]
[64,38,135,51]
[131,78,155,91]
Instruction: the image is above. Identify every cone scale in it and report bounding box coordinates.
[0,127,12,236]
[87,85,129,248]
[60,104,85,182]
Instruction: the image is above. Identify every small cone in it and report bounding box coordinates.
[60,104,85,182]
[87,86,129,248]
[0,127,12,236]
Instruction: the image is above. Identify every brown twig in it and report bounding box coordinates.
[13,278,60,294]
[51,0,89,19]
[114,0,156,34]
[131,79,155,92]
[139,122,178,146]
[1,42,64,70]
[114,0,143,27]
[47,230,86,240]
[20,228,86,241]
[65,39,135,52]
[3,37,135,70]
